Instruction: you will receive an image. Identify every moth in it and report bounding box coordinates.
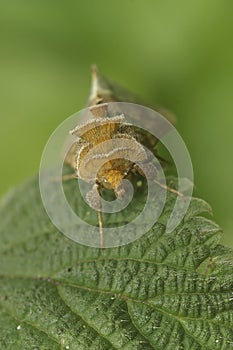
[65,66,183,248]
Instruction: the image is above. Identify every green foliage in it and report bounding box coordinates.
[1,176,233,349]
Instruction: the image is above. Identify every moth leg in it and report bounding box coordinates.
[53,173,104,247]
[86,183,104,249]
[153,178,185,201]
[134,163,185,200]
[96,184,104,249]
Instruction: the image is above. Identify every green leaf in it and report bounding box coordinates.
[1,175,233,350]
[1,68,232,349]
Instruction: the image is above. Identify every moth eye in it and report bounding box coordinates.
[124,172,128,176]
[104,179,108,183]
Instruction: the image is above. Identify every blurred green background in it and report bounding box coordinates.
[0,0,232,247]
